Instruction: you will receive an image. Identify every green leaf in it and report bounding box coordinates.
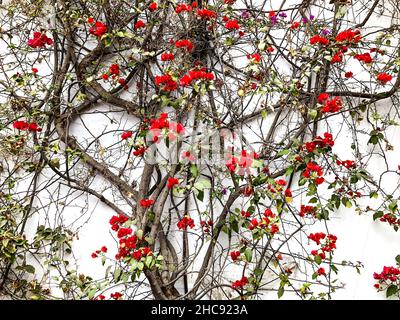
[253,268,263,277]
[190,165,199,178]
[87,288,97,299]
[277,286,284,298]
[395,255,400,265]
[386,285,398,298]
[24,265,35,274]
[373,211,384,221]
[244,248,252,262]
[114,268,121,282]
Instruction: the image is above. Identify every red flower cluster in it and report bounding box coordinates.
[321,97,343,114]
[161,53,174,61]
[230,251,241,261]
[345,71,353,78]
[148,2,158,12]
[248,209,279,235]
[373,266,400,282]
[309,233,337,252]
[311,249,326,260]
[199,220,213,233]
[317,267,326,276]
[175,39,194,52]
[134,20,146,29]
[225,149,259,174]
[121,131,132,140]
[308,232,326,245]
[167,177,180,189]
[377,73,393,84]
[110,64,119,75]
[110,292,123,300]
[310,35,330,46]
[303,162,324,185]
[175,2,197,13]
[331,51,343,64]
[109,213,129,231]
[225,19,240,30]
[91,246,107,258]
[27,32,53,48]
[13,120,42,132]
[133,145,147,157]
[232,276,248,289]
[379,213,400,227]
[155,74,178,91]
[180,68,215,87]
[335,29,362,44]
[241,210,251,218]
[290,22,300,29]
[139,198,155,208]
[148,113,185,142]
[354,52,372,64]
[300,205,316,218]
[317,93,329,104]
[89,21,107,38]
[177,215,195,230]
[197,8,217,19]
[302,132,335,154]
[336,159,356,170]
[247,53,261,63]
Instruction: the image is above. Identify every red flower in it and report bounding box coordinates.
[89,21,107,38]
[310,35,330,46]
[321,97,343,113]
[225,19,240,30]
[28,122,42,132]
[177,216,195,230]
[87,16,94,24]
[284,188,292,198]
[91,252,98,258]
[377,73,393,84]
[155,74,178,91]
[110,292,123,300]
[317,267,326,276]
[132,250,142,261]
[13,120,29,130]
[167,177,179,189]
[27,32,53,48]
[121,131,132,140]
[161,53,175,61]
[101,246,107,253]
[336,29,362,44]
[139,198,155,208]
[102,74,109,80]
[317,93,329,104]
[344,71,353,78]
[331,51,343,64]
[134,20,146,29]
[175,3,192,14]
[31,68,38,73]
[133,146,147,157]
[148,2,158,12]
[290,22,300,29]
[175,39,194,52]
[247,53,261,63]
[197,8,217,19]
[232,276,248,289]
[354,52,372,64]
[300,205,315,217]
[109,64,120,76]
[230,251,240,261]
